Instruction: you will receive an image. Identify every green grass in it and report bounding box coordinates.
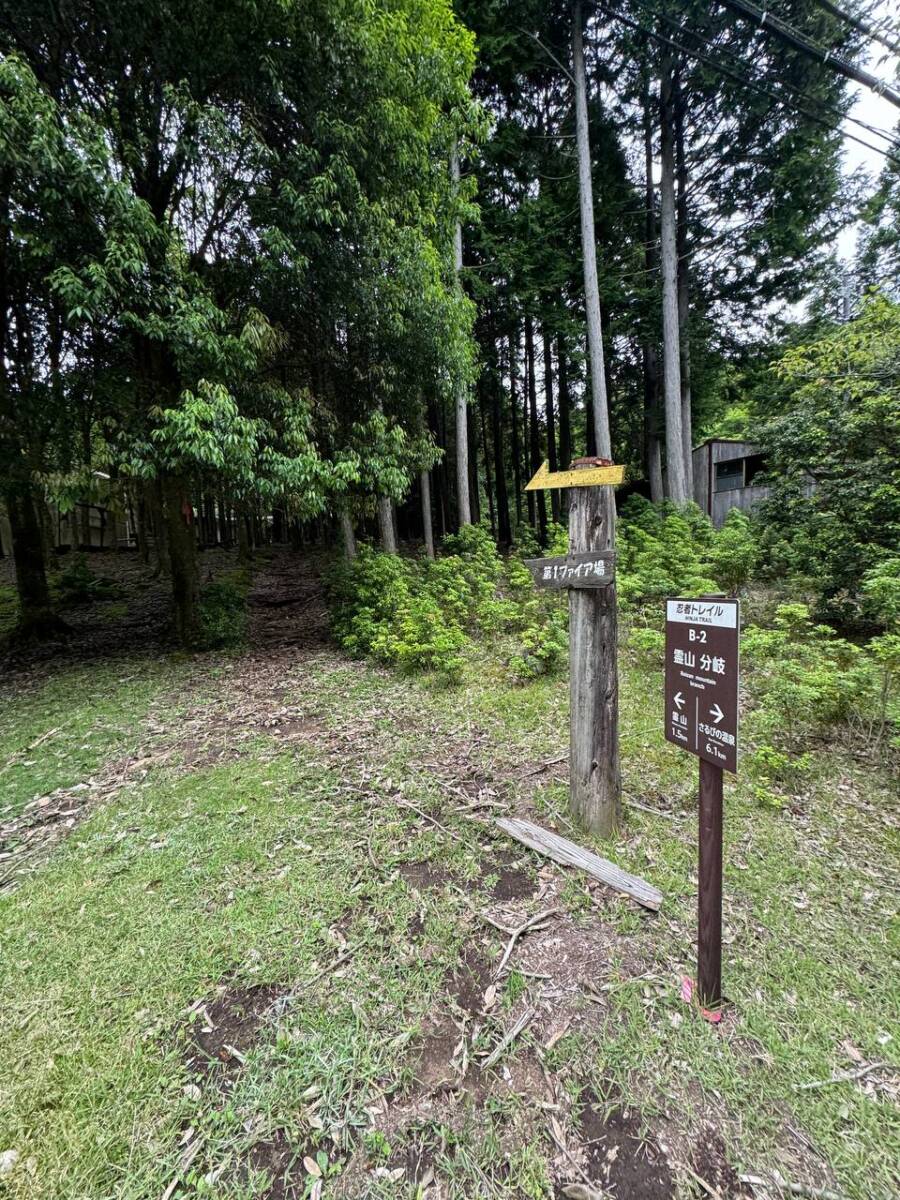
[0,583,18,639]
[0,660,191,821]
[0,627,897,1199]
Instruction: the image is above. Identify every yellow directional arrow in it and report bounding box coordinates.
[525,460,625,491]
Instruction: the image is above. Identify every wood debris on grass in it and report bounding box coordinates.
[496,817,663,911]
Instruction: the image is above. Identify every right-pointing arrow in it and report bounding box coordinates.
[710,703,724,724]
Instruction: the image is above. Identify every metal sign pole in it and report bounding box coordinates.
[698,758,724,1007]
[664,595,740,1011]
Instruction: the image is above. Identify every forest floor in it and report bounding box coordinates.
[0,548,897,1200]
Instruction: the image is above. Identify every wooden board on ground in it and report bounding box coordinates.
[496,817,662,912]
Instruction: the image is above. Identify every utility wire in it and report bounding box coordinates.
[597,1,900,168]
[807,0,900,59]
[637,0,900,150]
[718,0,900,109]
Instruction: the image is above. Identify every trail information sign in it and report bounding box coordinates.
[664,598,740,774]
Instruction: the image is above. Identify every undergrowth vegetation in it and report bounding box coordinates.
[327,501,899,783]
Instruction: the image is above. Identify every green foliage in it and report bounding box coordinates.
[742,603,899,755]
[328,525,569,686]
[328,547,468,684]
[54,555,124,607]
[707,509,758,595]
[198,576,249,650]
[862,558,900,629]
[617,497,718,606]
[759,295,900,622]
[510,604,568,681]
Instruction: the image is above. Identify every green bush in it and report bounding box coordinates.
[708,508,758,594]
[199,577,248,649]
[742,602,899,754]
[328,546,468,684]
[327,526,569,686]
[54,554,123,606]
[617,497,718,605]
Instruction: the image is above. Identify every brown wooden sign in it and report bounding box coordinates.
[664,598,740,774]
[525,551,616,590]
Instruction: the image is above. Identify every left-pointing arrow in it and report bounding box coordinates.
[674,691,685,710]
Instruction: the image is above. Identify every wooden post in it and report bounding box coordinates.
[568,472,620,836]
[698,758,723,1007]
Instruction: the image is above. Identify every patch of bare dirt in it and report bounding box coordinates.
[238,1129,305,1199]
[566,1089,675,1200]
[397,861,452,891]
[388,1126,438,1187]
[480,848,535,900]
[449,946,493,1016]
[181,981,285,1079]
[689,1126,750,1198]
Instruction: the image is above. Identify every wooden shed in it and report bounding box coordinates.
[691,439,770,528]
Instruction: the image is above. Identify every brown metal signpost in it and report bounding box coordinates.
[664,597,740,1008]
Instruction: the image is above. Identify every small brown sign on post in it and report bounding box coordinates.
[664,596,740,1011]
[525,550,615,590]
[664,598,739,774]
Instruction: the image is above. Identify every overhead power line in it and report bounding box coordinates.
[808,0,900,59]
[597,1,900,169]
[636,0,900,152]
[718,0,900,110]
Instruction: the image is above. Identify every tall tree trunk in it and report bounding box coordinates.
[339,511,357,560]
[467,406,481,525]
[524,334,536,529]
[526,317,546,545]
[509,330,523,527]
[557,335,573,518]
[479,382,496,539]
[378,496,397,553]
[236,505,252,565]
[162,476,201,647]
[572,0,612,461]
[135,489,150,563]
[675,79,694,498]
[5,483,62,637]
[80,424,92,549]
[492,342,512,546]
[420,470,435,559]
[642,65,665,503]
[543,328,560,524]
[451,140,471,527]
[659,53,688,502]
[218,493,230,546]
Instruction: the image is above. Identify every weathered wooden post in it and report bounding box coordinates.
[525,457,624,838]
[568,462,620,836]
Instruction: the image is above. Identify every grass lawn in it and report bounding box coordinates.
[0,570,897,1200]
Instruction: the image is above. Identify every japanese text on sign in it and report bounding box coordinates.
[664,598,740,773]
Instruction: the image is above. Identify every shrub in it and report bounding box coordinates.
[199,577,248,649]
[708,508,758,594]
[54,554,123,606]
[617,497,718,605]
[742,602,898,754]
[862,558,900,629]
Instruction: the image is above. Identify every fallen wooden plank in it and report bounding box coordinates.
[496,817,662,912]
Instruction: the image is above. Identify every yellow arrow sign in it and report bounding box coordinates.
[525,460,626,491]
